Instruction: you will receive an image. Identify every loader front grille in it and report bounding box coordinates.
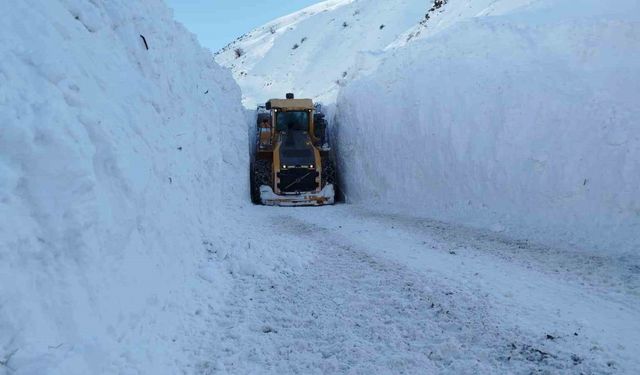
[277,168,319,193]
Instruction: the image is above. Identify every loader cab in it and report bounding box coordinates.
[267,97,314,128]
[275,110,310,132]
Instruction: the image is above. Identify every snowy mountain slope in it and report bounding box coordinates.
[0,1,250,373]
[336,0,640,254]
[214,0,559,107]
[215,0,430,106]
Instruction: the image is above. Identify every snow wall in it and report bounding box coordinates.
[336,0,640,255]
[0,0,246,373]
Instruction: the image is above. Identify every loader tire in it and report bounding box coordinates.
[250,162,259,204]
[322,157,336,186]
[250,159,273,204]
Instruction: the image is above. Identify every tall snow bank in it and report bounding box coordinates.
[0,0,246,373]
[337,0,640,254]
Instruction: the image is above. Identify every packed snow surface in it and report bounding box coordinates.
[212,205,640,374]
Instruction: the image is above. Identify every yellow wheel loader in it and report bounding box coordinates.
[250,93,336,206]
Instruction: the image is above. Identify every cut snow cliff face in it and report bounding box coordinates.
[336,0,640,254]
[0,0,246,373]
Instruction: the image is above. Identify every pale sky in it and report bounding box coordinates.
[165,0,322,52]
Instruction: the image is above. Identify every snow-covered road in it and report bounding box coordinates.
[205,205,639,374]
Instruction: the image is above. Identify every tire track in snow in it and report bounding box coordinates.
[203,214,615,374]
[348,206,640,301]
